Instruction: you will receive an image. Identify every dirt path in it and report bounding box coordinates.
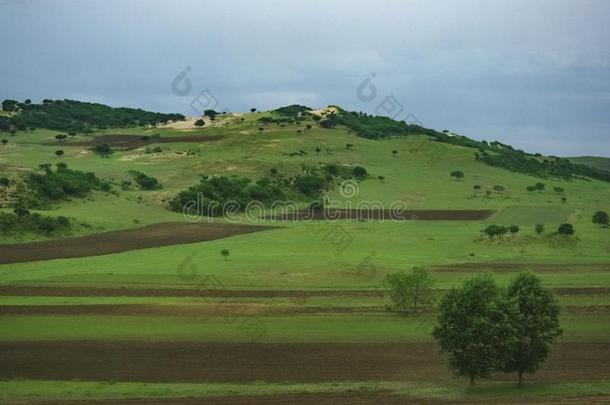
[0,223,275,264]
[1,342,608,383]
[267,209,494,221]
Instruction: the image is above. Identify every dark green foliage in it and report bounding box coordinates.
[1,99,184,133]
[220,249,230,260]
[0,177,9,187]
[554,186,565,193]
[91,144,113,157]
[433,275,512,385]
[450,170,464,180]
[273,105,311,117]
[535,224,545,235]
[331,108,426,139]
[55,150,64,158]
[352,166,368,179]
[203,109,218,119]
[194,119,205,127]
[502,273,562,385]
[22,163,106,207]
[129,171,162,190]
[483,224,508,238]
[293,173,327,197]
[2,99,18,112]
[593,211,609,227]
[386,267,435,312]
[557,223,575,235]
[0,209,71,236]
[509,225,520,235]
[1,139,7,145]
[493,185,505,192]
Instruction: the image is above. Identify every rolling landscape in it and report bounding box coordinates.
[2,1,610,404]
[0,100,609,404]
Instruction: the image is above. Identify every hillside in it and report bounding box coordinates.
[1,101,610,403]
[568,156,610,171]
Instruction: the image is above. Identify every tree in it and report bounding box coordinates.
[535,224,545,236]
[345,143,354,150]
[2,99,18,112]
[534,182,545,192]
[55,150,64,158]
[377,175,385,183]
[306,124,312,130]
[315,147,321,155]
[55,134,68,142]
[203,109,218,119]
[509,225,520,235]
[553,186,565,193]
[473,184,481,191]
[386,267,435,312]
[221,249,230,261]
[24,99,31,105]
[352,166,367,179]
[592,211,609,227]
[392,150,398,156]
[450,170,464,181]
[503,273,562,385]
[557,223,574,236]
[194,119,205,127]
[433,275,511,385]
[484,224,508,239]
[1,139,7,146]
[250,108,257,113]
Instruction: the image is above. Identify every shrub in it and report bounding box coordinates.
[557,223,575,235]
[129,171,162,190]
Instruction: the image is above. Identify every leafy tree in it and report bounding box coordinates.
[55,134,68,142]
[450,170,464,181]
[433,275,511,385]
[386,267,435,312]
[306,124,312,130]
[557,223,575,235]
[503,273,562,385]
[1,139,7,146]
[221,249,230,261]
[534,182,545,192]
[55,150,64,158]
[592,211,609,227]
[378,175,385,183]
[2,99,18,112]
[352,166,368,179]
[91,143,113,157]
[473,184,481,191]
[203,109,218,119]
[484,224,508,239]
[194,119,205,127]
[535,224,545,236]
[315,147,321,155]
[250,108,257,113]
[526,185,537,192]
[509,225,520,235]
[392,150,398,156]
[24,99,31,105]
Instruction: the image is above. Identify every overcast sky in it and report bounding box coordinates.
[1,0,609,156]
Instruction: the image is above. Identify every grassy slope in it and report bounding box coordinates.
[1,110,609,401]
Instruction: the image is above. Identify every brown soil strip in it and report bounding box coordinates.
[44,134,223,149]
[0,304,386,316]
[564,305,610,314]
[26,393,610,405]
[1,342,608,383]
[433,262,610,273]
[0,222,275,265]
[266,209,494,221]
[0,286,384,298]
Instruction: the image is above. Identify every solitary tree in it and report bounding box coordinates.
[386,267,435,312]
[592,211,609,227]
[503,273,562,385]
[378,175,385,183]
[450,170,464,181]
[315,147,321,155]
[250,108,257,113]
[352,166,367,179]
[220,249,230,261]
[1,139,7,146]
[194,119,205,127]
[55,150,64,158]
[535,224,545,236]
[557,223,575,236]
[433,275,511,385]
[55,134,68,142]
[306,124,312,130]
[392,150,398,156]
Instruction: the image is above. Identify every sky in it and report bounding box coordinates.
[1,0,609,156]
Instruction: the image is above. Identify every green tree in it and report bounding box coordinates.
[1,139,7,146]
[2,99,18,112]
[55,150,64,158]
[503,273,562,385]
[592,211,609,227]
[433,275,511,385]
[221,249,230,261]
[55,134,68,142]
[386,267,435,312]
[194,119,205,127]
[557,223,574,235]
[535,224,545,236]
[509,225,520,235]
[534,182,545,192]
[352,166,367,179]
[250,108,257,113]
[392,150,398,156]
[450,170,464,181]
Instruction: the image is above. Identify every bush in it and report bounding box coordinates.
[352,166,368,179]
[91,143,113,157]
[129,171,162,190]
[557,223,575,235]
[0,209,71,236]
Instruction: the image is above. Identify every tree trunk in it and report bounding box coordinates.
[518,370,523,386]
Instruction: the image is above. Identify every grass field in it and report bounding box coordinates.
[1,110,609,403]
